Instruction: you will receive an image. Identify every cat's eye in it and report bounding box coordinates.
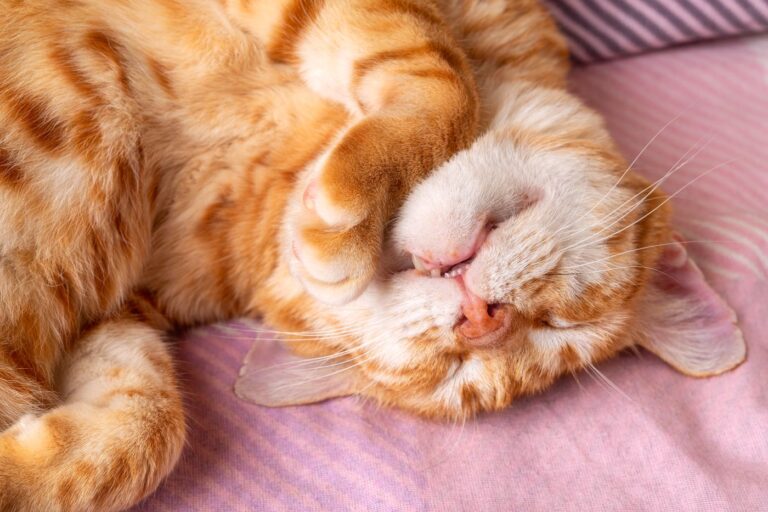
[540,314,578,329]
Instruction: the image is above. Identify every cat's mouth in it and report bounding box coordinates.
[408,221,491,277]
[408,253,511,347]
[405,224,510,346]
[411,253,474,278]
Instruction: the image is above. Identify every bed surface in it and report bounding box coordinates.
[134,35,768,511]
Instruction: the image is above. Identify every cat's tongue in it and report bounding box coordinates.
[455,276,506,341]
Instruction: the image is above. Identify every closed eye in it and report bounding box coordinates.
[541,315,580,329]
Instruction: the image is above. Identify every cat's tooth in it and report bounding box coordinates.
[430,268,440,278]
[412,254,427,274]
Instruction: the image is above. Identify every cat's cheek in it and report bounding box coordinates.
[361,270,463,328]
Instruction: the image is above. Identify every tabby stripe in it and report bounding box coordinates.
[0,148,26,188]
[89,234,117,310]
[426,40,468,75]
[460,384,482,413]
[57,462,97,508]
[113,207,132,253]
[114,154,140,195]
[85,30,131,93]
[375,0,443,27]
[0,89,67,154]
[402,67,461,83]
[147,57,176,98]
[351,41,466,96]
[267,0,326,63]
[560,343,583,368]
[49,44,101,102]
[352,45,433,91]
[460,14,500,37]
[71,110,103,165]
[120,290,172,331]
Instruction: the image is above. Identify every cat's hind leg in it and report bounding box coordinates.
[0,308,185,512]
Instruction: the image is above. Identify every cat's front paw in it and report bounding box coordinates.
[287,142,386,305]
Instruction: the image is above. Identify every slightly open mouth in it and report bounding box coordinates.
[404,222,511,346]
[409,220,491,278]
[411,253,475,278]
[441,259,473,279]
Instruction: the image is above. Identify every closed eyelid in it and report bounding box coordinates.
[544,315,579,329]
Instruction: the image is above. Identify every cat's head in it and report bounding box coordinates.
[239,105,745,420]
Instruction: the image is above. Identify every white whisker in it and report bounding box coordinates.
[560,137,712,255]
[550,114,681,242]
[571,159,733,256]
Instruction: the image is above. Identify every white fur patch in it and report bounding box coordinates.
[434,356,485,409]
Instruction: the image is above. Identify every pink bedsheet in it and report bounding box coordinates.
[134,36,768,511]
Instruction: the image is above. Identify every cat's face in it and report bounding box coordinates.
[241,128,744,420]
[317,131,664,418]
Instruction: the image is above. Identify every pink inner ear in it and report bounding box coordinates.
[654,236,731,325]
[637,234,745,377]
[235,333,358,407]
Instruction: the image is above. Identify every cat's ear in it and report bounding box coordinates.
[235,334,359,407]
[635,234,746,377]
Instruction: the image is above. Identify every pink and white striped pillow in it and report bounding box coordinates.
[543,0,768,62]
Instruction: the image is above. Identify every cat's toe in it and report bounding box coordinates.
[303,177,367,229]
[289,209,381,305]
[287,135,391,304]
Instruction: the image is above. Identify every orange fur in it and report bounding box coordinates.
[0,0,685,510]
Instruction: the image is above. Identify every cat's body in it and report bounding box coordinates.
[0,0,744,510]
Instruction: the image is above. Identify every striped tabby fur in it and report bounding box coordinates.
[0,1,742,510]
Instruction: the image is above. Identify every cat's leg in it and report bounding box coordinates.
[0,305,185,512]
[228,0,480,304]
[0,151,150,425]
[0,22,152,424]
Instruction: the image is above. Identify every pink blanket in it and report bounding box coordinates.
[134,35,768,511]
[543,0,768,62]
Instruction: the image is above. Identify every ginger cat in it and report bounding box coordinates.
[0,0,743,510]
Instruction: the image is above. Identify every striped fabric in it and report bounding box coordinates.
[133,36,768,511]
[543,0,768,62]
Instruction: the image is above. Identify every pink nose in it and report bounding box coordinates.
[454,276,512,347]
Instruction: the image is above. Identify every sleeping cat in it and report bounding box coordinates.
[0,0,744,510]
